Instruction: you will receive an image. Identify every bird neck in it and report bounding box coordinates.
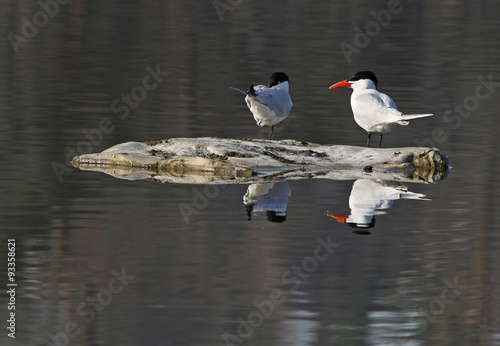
[351,79,377,92]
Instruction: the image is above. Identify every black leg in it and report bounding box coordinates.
[268,125,274,140]
[378,133,383,148]
[366,132,371,147]
[245,204,253,221]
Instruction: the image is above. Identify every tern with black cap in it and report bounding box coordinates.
[231,72,292,140]
[329,71,433,147]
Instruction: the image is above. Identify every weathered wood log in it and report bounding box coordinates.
[72,137,450,184]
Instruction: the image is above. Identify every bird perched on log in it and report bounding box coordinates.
[231,72,293,140]
[329,71,433,148]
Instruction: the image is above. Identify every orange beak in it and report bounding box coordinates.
[327,213,349,223]
[329,80,352,89]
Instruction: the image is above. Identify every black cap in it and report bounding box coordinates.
[348,71,378,88]
[266,210,287,223]
[268,72,289,87]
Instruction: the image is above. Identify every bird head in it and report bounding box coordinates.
[268,72,289,88]
[329,71,378,90]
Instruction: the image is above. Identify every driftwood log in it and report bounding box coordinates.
[72,137,450,184]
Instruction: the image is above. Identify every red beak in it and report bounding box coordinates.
[329,80,352,89]
[327,213,348,223]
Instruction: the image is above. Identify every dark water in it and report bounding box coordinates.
[1,1,500,345]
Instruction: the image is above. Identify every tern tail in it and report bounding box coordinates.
[229,86,257,98]
[399,113,433,121]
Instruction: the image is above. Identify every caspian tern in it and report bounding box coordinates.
[329,71,433,148]
[230,72,292,140]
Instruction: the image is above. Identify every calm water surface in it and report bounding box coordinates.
[1,1,500,345]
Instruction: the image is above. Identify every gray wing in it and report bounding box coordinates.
[253,86,293,117]
[231,84,292,117]
[354,92,405,126]
[378,92,399,112]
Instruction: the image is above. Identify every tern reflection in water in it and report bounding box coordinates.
[327,179,428,234]
[243,182,291,222]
